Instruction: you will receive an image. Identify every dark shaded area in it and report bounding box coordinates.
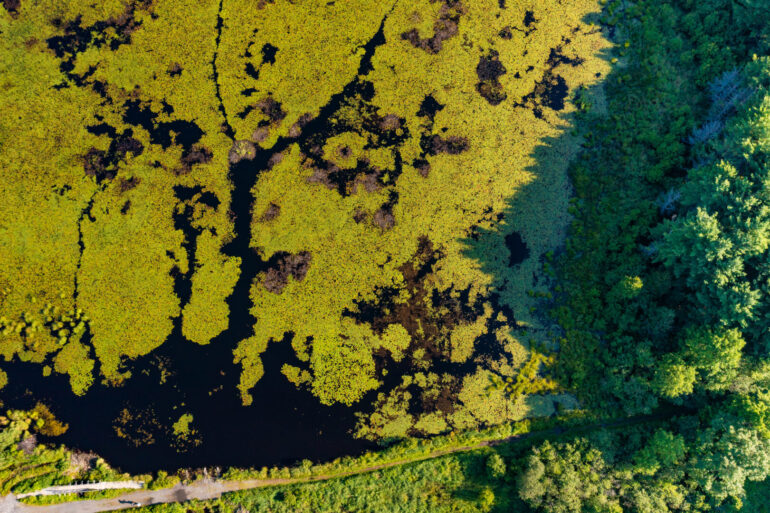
[342,237,520,425]
[167,63,183,77]
[548,46,585,67]
[212,0,235,139]
[525,75,568,118]
[116,176,141,193]
[73,194,97,307]
[505,232,530,266]
[261,43,278,65]
[257,97,286,124]
[288,113,313,137]
[0,1,608,478]
[236,105,255,120]
[285,58,409,201]
[413,91,468,178]
[122,99,204,151]
[1,0,20,13]
[499,9,538,40]
[417,94,445,119]
[345,237,484,362]
[524,10,536,27]
[169,185,211,309]
[244,62,260,80]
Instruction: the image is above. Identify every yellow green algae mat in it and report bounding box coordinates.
[0,0,610,465]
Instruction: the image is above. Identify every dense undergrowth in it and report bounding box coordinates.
[0,408,129,497]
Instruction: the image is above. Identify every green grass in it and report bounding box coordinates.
[0,409,129,498]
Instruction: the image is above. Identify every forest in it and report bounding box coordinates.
[2,0,770,511]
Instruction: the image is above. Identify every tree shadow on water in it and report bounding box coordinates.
[452,17,617,512]
[460,34,615,375]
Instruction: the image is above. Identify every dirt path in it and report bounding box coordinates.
[3,414,664,513]
[0,438,531,513]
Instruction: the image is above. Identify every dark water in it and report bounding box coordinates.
[1,334,374,474]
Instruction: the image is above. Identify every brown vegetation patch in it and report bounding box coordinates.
[82,130,144,182]
[476,50,508,105]
[422,134,469,155]
[260,202,280,222]
[114,135,144,157]
[228,140,256,164]
[307,157,390,197]
[83,148,111,181]
[178,145,213,174]
[379,114,402,132]
[420,376,459,414]
[116,176,141,193]
[401,0,467,54]
[46,1,153,75]
[353,208,367,223]
[69,450,98,474]
[263,251,312,294]
[267,151,284,168]
[1,0,19,13]
[337,145,352,159]
[288,113,313,137]
[353,170,382,194]
[16,435,36,456]
[251,127,269,143]
[306,161,341,190]
[372,207,395,230]
[257,97,286,124]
